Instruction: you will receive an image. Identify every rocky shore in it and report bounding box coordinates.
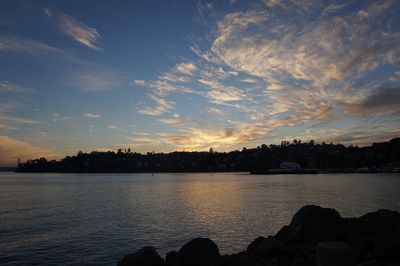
[118,205,400,266]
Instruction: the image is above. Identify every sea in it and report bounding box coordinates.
[1,172,399,265]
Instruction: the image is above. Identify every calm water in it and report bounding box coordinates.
[1,172,400,265]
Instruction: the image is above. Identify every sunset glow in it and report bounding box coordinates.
[1,0,400,165]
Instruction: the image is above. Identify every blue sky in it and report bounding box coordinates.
[1,0,400,165]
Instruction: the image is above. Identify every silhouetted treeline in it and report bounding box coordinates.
[16,138,400,173]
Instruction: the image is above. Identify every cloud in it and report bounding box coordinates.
[263,0,323,12]
[0,33,98,67]
[107,124,125,131]
[50,113,76,126]
[206,0,400,124]
[126,1,400,151]
[126,136,161,145]
[240,78,258,83]
[157,113,185,125]
[0,124,17,130]
[211,1,397,83]
[0,34,62,55]
[0,80,33,93]
[137,94,175,116]
[175,62,198,75]
[159,122,270,150]
[0,135,57,166]
[51,112,60,122]
[339,86,400,117]
[321,2,352,16]
[207,107,224,115]
[198,79,245,103]
[73,69,124,91]
[45,8,102,51]
[83,113,101,119]
[0,115,41,125]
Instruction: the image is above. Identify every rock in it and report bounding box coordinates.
[258,255,291,266]
[360,209,400,236]
[316,241,356,266]
[342,217,369,245]
[285,205,345,243]
[247,236,288,258]
[176,237,221,266]
[165,251,178,266]
[396,224,400,237]
[354,235,374,261]
[275,225,289,242]
[247,236,267,252]
[359,259,400,266]
[292,249,317,266]
[219,252,258,266]
[118,206,400,266]
[118,246,165,266]
[373,238,400,259]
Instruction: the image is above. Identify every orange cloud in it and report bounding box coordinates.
[0,135,58,166]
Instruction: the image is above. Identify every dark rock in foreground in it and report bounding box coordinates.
[118,246,165,266]
[118,205,400,266]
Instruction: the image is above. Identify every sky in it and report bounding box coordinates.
[1,0,400,166]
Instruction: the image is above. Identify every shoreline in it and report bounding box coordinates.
[118,205,400,266]
[12,169,400,174]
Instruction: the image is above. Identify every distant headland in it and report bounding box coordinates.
[16,138,400,173]
[118,205,400,266]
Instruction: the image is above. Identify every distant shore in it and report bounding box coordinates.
[13,168,400,174]
[118,205,400,266]
[0,167,17,172]
[250,168,400,175]
[15,138,400,174]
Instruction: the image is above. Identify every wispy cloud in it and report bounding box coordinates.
[199,79,246,104]
[138,94,175,116]
[0,115,41,125]
[206,0,400,126]
[82,113,101,119]
[0,32,98,67]
[0,124,17,130]
[207,107,224,115]
[45,8,102,51]
[126,136,161,145]
[158,122,271,150]
[0,135,57,166]
[240,78,258,84]
[339,85,400,117]
[107,124,125,131]
[73,69,124,91]
[157,113,185,125]
[51,113,76,126]
[0,34,61,55]
[0,80,33,94]
[175,62,198,76]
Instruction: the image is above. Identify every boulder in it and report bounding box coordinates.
[373,238,400,259]
[176,238,221,266]
[118,246,165,266]
[316,241,356,266]
[117,206,400,266]
[285,205,345,243]
[247,236,288,257]
[219,252,258,266]
[275,225,289,242]
[247,236,267,252]
[360,209,400,236]
[291,248,317,266]
[165,251,178,266]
